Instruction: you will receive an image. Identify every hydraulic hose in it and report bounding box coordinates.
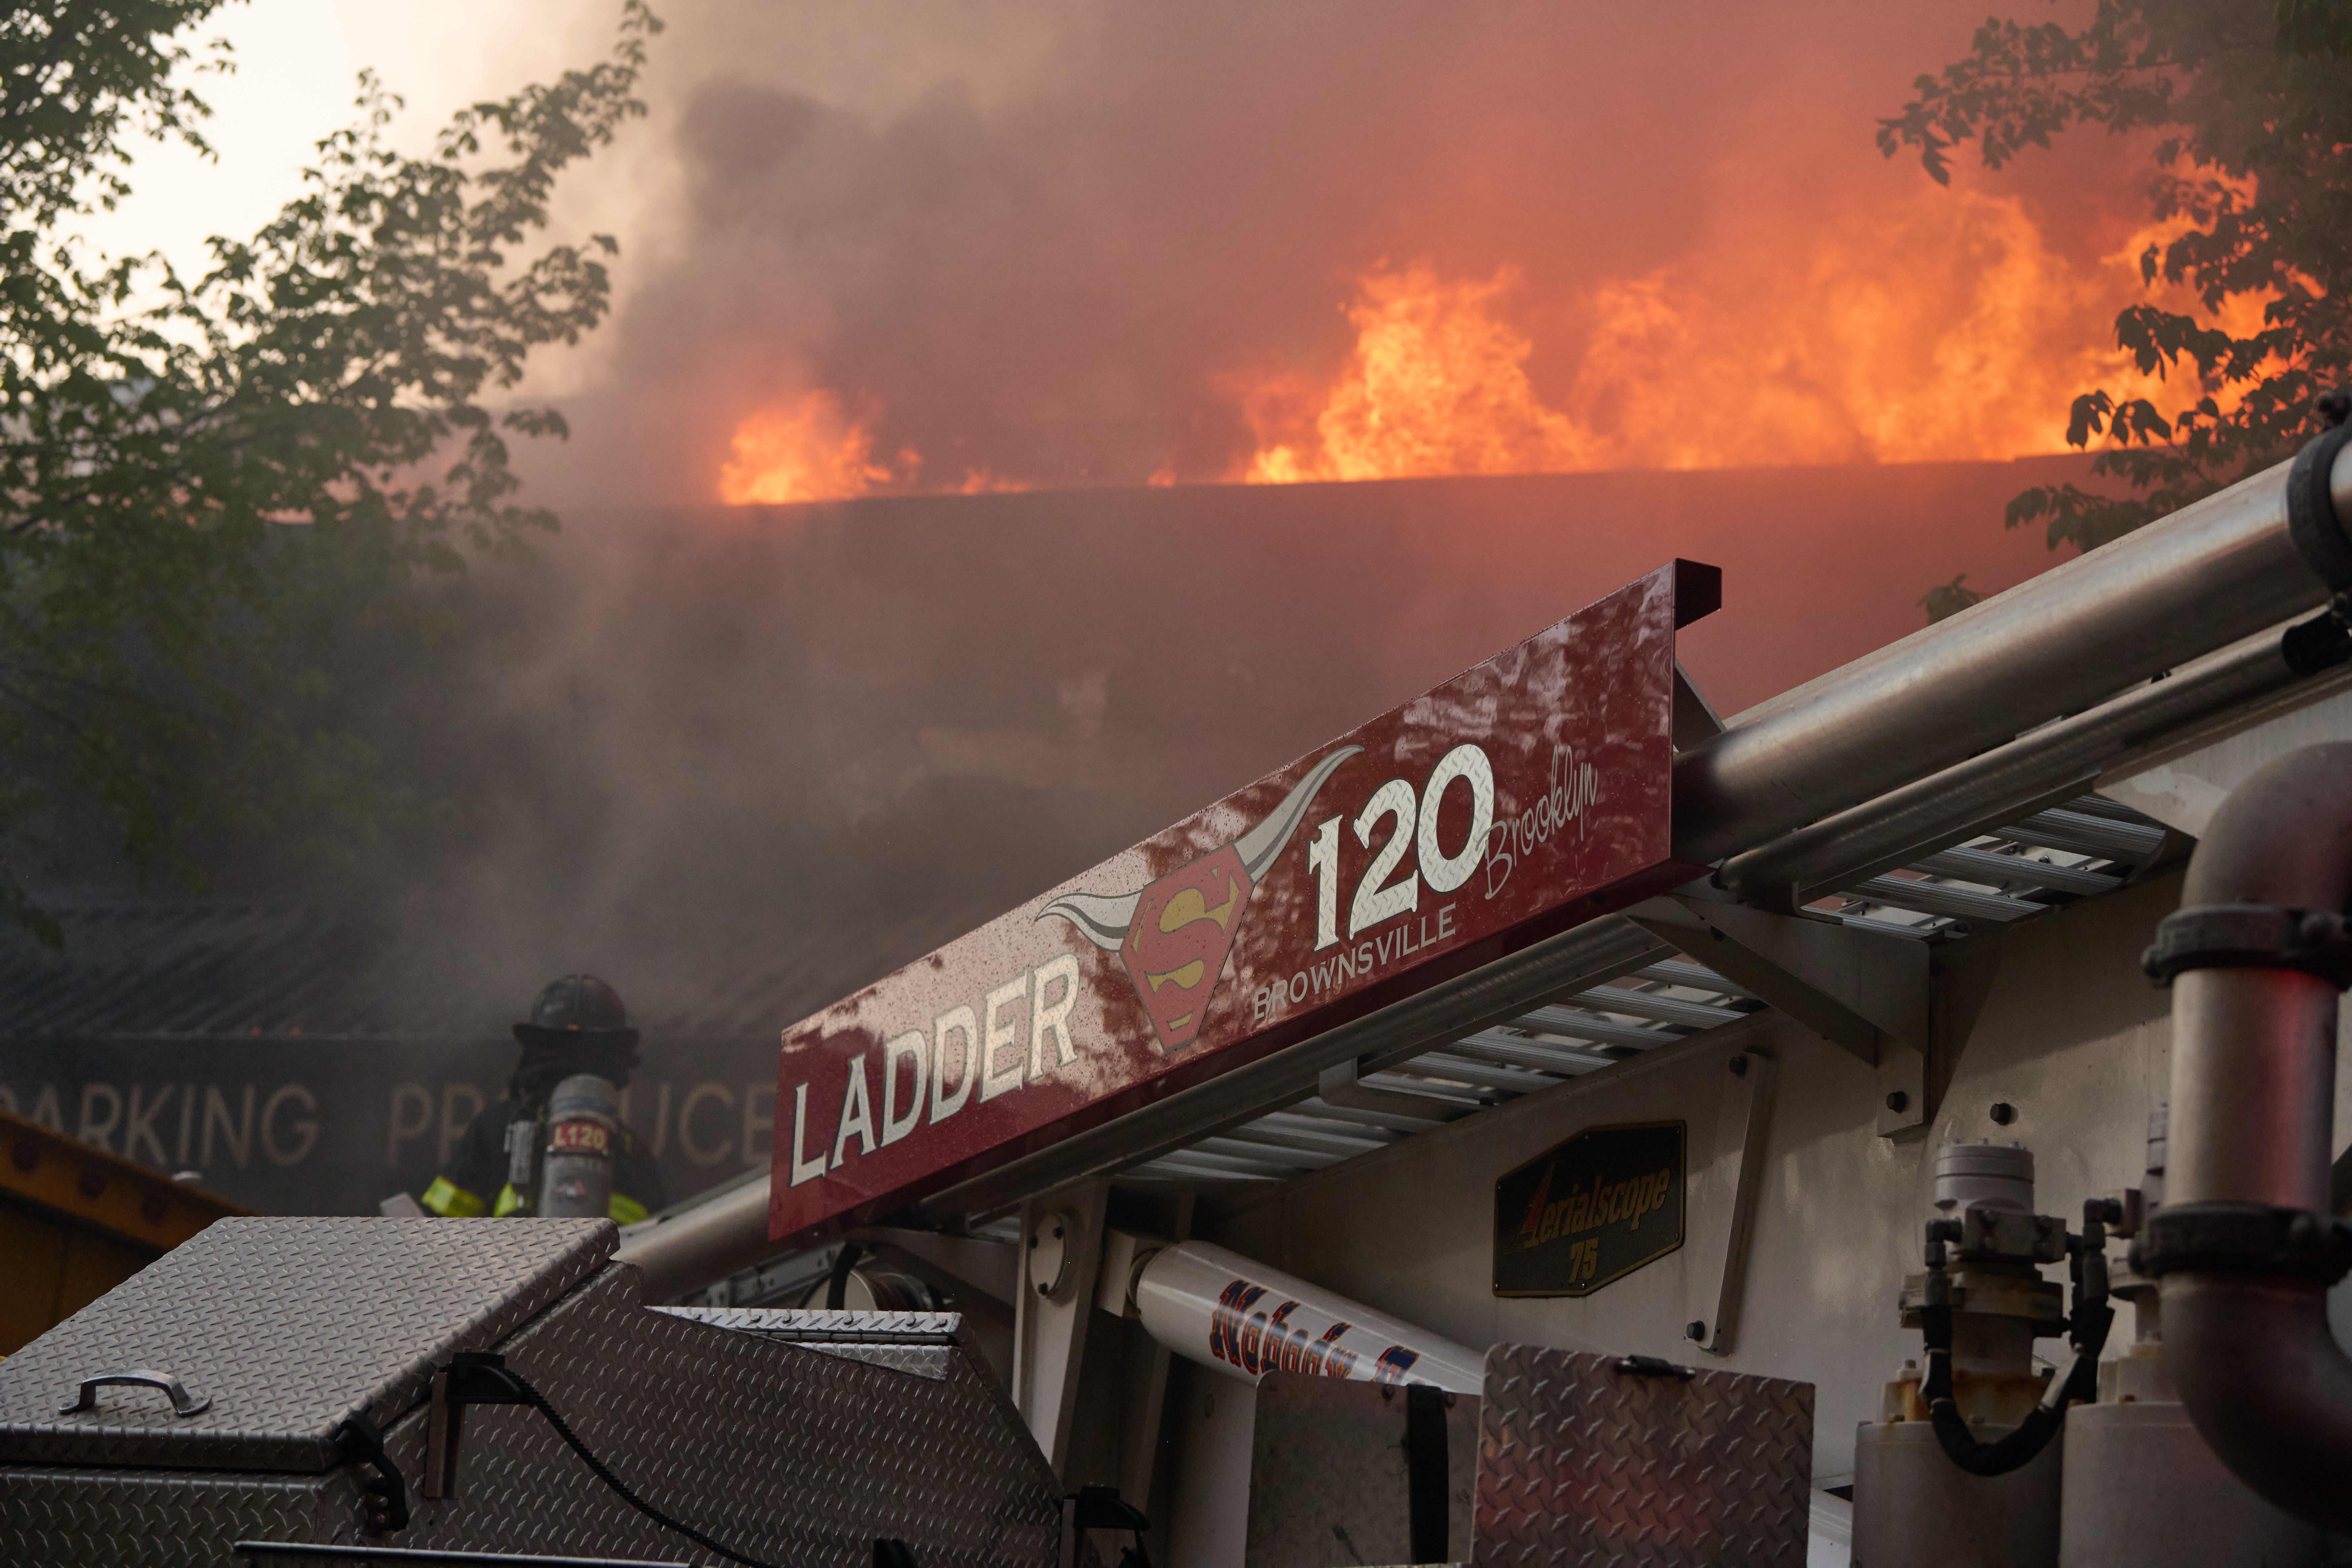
[1919,1329,2098,1478]
[442,1354,789,1568]
[1916,1207,2113,1477]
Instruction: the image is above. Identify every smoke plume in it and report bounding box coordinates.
[524,0,2163,506]
[329,458,2077,1040]
[58,6,2153,1119]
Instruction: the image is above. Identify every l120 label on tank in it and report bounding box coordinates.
[770,559,1717,1244]
[1493,1120,1687,1297]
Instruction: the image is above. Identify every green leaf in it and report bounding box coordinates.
[1890,0,2350,599]
[1920,574,1987,623]
[0,1,662,942]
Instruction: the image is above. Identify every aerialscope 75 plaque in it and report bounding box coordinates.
[770,559,1718,1246]
[1493,1121,1687,1297]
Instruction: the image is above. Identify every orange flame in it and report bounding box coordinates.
[717,393,1034,503]
[1231,181,2217,483]
[1238,267,1597,483]
[715,175,2273,497]
[718,391,895,504]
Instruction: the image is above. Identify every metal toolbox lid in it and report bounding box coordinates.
[0,1217,613,1472]
[1473,1345,1816,1566]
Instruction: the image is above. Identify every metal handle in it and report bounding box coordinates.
[1613,1354,1695,1381]
[57,1369,212,1417]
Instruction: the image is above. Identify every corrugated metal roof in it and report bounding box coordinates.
[0,895,947,1044]
[0,900,394,1042]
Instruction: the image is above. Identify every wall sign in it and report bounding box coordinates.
[771,560,1718,1245]
[0,1039,783,1218]
[1493,1120,1687,1297]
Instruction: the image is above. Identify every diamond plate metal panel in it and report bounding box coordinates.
[803,1344,956,1380]
[0,1467,329,1568]
[654,1308,962,1379]
[4,1263,1058,1566]
[1245,1371,1479,1568]
[656,1308,961,1340]
[369,1265,1060,1568]
[1,1236,1057,1566]
[0,1217,615,1472]
[1471,1346,1812,1568]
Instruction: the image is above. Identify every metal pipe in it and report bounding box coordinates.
[2160,743,2352,1530]
[1675,447,2352,864]
[1716,613,2350,905]
[614,1174,772,1303]
[1132,1238,1489,1393]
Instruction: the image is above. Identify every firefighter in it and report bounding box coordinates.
[419,973,669,1223]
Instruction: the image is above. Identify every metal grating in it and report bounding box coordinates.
[1111,793,2171,1192]
[677,792,2177,1305]
[1810,796,2168,937]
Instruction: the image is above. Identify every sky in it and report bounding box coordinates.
[79,4,604,274]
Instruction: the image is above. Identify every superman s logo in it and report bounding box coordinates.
[1037,745,1363,1056]
[1123,846,1254,1052]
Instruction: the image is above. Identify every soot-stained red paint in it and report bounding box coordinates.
[770,559,1715,1244]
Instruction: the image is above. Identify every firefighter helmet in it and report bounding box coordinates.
[513,973,641,1050]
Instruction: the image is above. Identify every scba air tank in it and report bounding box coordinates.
[536,1073,619,1219]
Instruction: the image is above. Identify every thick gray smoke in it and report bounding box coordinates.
[526,0,2143,504]
[100,3,2126,1038]
[7,7,2133,1224]
[341,458,2076,1037]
